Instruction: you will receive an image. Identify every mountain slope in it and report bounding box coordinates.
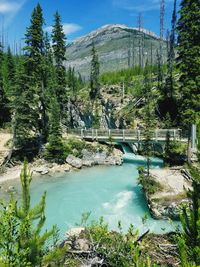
[65,24,167,79]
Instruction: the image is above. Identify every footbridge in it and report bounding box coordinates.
[67,128,188,144]
[66,128,194,155]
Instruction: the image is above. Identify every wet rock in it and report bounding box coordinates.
[93,151,107,165]
[82,148,122,166]
[34,167,49,175]
[66,155,83,169]
[82,160,94,167]
[82,149,94,160]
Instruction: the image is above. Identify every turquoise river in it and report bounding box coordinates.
[13,154,179,238]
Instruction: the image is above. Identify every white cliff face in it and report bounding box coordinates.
[65,24,166,78]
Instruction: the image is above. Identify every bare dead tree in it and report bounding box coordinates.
[159,0,165,64]
[128,33,131,68]
[166,0,177,98]
[137,13,144,68]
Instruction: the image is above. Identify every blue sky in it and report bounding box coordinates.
[0,0,180,46]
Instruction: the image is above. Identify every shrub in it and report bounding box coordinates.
[82,218,159,267]
[164,139,187,165]
[138,169,163,195]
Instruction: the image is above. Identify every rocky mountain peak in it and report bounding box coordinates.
[72,24,159,46]
[65,24,166,78]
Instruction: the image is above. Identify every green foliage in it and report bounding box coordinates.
[52,11,67,112]
[45,97,65,163]
[63,138,95,158]
[17,3,49,147]
[142,61,157,175]
[138,170,163,195]
[0,162,57,266]
[164,134,187,165]
[83,218,159,267]
[90,43,100,100]
[0,43,11,127]
[177,165,200,266]
[100,65,159,86]
[12,59,40,152]
[67,67,84,97]
[176,0,200,125]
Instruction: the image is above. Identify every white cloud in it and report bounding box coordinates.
[45,23,82,36]
[0,1,20,14]
[0,0,26,26]
[112,0,173,12]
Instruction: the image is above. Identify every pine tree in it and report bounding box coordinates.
[176,0,200,125]
[52,11,67,112]
[24,3,48,143]
[142,62,156,175]
[90,43,100,100]
[14,162,56,266]
[12,58,39,153]
[0,42,10,126]
[178,165,200,266]
[166,0,177,99]
[159,0,178,123]
[156,0,165,99]
[45,96,65,163]
[0,162,56,266]
[6,46,16,85]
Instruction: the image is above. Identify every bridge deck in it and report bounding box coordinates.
[67,129,188,143]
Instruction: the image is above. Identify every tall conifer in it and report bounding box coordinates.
[177,0,200,125]
[52,11,67,112]
[0,42,10,126]
[90,43,100,100]
[24,3,48,143]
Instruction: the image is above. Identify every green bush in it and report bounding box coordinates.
[138,170,163,195]
[63,138,96,158]
[164,139,187,165]
[82,218,159,267]
[45,136,66,164]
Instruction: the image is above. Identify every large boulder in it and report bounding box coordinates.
[82,149,95,160]
[66,155,83,169]
[93,151,107,165]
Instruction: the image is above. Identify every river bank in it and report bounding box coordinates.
[0,146,123,188]
[142,167,192,220]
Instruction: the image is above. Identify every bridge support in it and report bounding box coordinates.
[191,124,197,152]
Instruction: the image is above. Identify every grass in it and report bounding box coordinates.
[151,192,188,205]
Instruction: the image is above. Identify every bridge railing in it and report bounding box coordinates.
[66,128,184,142]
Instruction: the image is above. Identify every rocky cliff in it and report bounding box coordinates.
[65,24,167,79]
[65,85,138,129]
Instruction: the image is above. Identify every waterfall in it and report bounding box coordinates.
[121,143,163,166]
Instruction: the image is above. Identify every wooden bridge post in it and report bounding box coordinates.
[92,129,94,140]
[137,130,140,141]
[191,124,197,152]
[174,130,176,140]
[155,129,158,141]
[81,129,84,139]
[96,129,98,140]
[123,129,125,141]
